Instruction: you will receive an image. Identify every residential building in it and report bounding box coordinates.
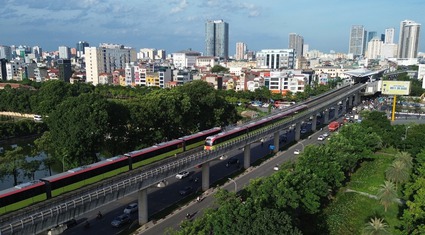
[205,20,229,59]
[235,42,247,60]
[76,41,89,58]
[418,64,425,81]
[138,48,157,60]
[85,43,136,85]
[256,49,295,69]
[172,49,201,69]
[385,28,395,44]
[0,59,7,80]
[268,70,308,95]
[289,33,304,58]
[196,56,217,68]
[398,20,421,59]
[58,46,71,59]
[174,69,192,85]
[349,25,366,56]
[381,44,398,59]
[366,37,383,59]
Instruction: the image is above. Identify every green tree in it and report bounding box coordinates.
[377,181,397,212]
[46,93,110,167]
[210,65,229,73]
[33,131,56,175]
[362,217,390,235]
[0,146,26,186]
[386,160,409,190]
[401,165,425,234]
[30,80,72,115]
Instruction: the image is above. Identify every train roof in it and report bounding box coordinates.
[41,155,127,183]
[0,180,45,198]
[179,127,221,141]
[206,126,247,140]
[125,139,184,157]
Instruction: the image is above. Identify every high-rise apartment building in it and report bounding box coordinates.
[366,38,383,59]
[0,45,12,61]
[58,46,71,59]
[349,25,366,56]
[205,20,229,59]
[85,43,136,85]
[76,41,89,58]
[398,20,421,58]
[289,33,304,58]
[235,42,247,60]
[384,28,395,44]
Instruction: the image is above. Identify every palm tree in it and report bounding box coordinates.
[395,151,413,169]
[362,217,390,235]
[385,160,409,190]
[377,181,397,212]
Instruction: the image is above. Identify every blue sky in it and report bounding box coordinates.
[1,0,424,55]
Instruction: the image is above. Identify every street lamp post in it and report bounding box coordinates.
[62,155,66,172]
[228,178,237,192]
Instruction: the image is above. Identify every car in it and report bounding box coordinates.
[317,135,325,141]
[300,129,307,134]
[294,149,301,155]
[33,115,43,121]
[273,164,279,171]
[123,203,138,214]
[111,214,131,228]
[64,219,77,229]
[322,132,329,137]
[179,186,193,196]
[219,154,228,160]
[226,157,240,167]
[176,171,190,179]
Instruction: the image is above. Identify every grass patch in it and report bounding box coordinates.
[323,152,402,235]
[348,153,395,194]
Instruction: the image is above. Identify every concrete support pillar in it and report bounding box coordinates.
[201,162,210,191]
[348,95,353,107]
[311,115,317,131]
[324,109,330,124]
[138,188,148,225]
[295,122,301,141]
[243,144,251,169]
[354,93,360,106]
[273,132,279,153]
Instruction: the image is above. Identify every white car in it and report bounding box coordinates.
[300,129,307,134]
[123,203,138,214]
[175,171,190,179]
[317,135,325,141]
[294,149,301,155]
[322,132,329,137]
[219,155,228,160]
[273,165,279,171]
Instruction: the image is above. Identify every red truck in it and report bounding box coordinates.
[328,121,340,132]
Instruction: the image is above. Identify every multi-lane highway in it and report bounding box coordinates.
[60,111,337,235]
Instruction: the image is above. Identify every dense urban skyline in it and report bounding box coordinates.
[1,0,424,55]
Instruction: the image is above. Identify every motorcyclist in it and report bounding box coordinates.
[97,211,103,219]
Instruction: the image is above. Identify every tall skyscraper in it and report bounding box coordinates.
[58,59,72,82]
[235,42,247,60]
[76,41,89,58]
[367,31,377,42]
[398,20,421,58]
[58,46,71,59]
[0,45,12,61]
[384,28,395,44]
[205,20,229,59]
[288,33,304,58]
[349,25,366,56]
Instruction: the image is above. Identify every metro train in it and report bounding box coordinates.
[0,127,221,215]
[204,104,308,150]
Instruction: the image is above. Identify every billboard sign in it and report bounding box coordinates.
[381,81,411,95]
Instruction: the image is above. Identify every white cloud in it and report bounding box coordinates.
[170,0,188,13]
